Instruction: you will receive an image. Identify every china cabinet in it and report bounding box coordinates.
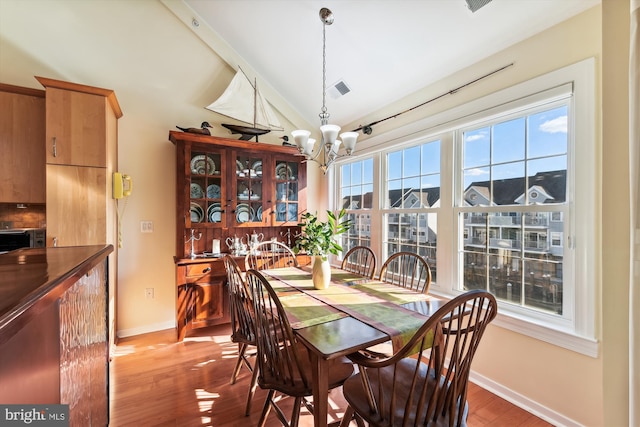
[170,131,307,340]
[169,131,306,258]
[0,84,46,204]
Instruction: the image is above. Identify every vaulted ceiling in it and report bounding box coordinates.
[184,0,599,128]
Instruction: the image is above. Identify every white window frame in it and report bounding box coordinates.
[332,58,597,356]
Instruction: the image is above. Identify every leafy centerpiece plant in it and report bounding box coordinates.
[293,209,351,289]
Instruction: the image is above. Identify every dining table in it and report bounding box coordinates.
[259,265,445,427]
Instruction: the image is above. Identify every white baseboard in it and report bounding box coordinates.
[469,371,583,427]
[116,321,175,339]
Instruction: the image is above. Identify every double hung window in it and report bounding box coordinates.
[334,59,596,355]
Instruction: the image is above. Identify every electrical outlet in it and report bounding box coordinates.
[140,221,153,233]
[145,288,154,299]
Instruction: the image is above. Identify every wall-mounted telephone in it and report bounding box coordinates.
[113,172,133,199]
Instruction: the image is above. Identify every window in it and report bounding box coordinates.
[333,59,596,355]
[384,141,440,282]
[339,159,374,253]
[458,105,567,316]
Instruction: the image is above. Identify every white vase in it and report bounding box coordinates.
[312,256,331,290]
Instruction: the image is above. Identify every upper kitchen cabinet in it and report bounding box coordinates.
[0,84,46,204]
[36,76,122,168]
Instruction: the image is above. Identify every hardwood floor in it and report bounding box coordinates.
[109,324,552,427]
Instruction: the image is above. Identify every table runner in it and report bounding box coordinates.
[261,267,432,351]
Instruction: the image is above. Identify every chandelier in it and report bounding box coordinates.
[291,7,358,174]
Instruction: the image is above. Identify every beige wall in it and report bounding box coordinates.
[601,0,631,426]
[0,1,632,425]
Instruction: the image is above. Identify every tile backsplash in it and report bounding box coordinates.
[0,203,46,229]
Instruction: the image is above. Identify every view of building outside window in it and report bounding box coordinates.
[384,141,440,282]
[340,159,373,252]
[459,105,568,315]
[333,64,594,343]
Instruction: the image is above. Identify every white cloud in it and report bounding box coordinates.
[466,168,488,176]
[465,132,488,142]
[539,115,567,134]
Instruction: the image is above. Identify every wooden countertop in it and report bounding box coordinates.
[0,245,113,339]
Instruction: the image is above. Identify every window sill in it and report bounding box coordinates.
[491,311,599,357]
[429,289,599,357]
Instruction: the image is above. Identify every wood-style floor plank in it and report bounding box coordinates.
[109,324,552,426]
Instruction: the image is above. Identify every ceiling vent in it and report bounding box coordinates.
[328,79,351,99]
[465,0,492,13]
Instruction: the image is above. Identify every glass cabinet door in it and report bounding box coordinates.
[274,159,299,224]
[234,154,264,226]
[189,150,223,226]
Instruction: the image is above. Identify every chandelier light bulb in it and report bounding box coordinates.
[320,124,341,148]
[303,138,316,156]
[340,132,358,154]
[291,129,311,153]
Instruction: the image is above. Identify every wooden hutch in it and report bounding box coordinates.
[169,131,306,340]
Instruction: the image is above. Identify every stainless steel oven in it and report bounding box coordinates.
[0,228,46,253]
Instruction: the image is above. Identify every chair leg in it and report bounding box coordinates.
[230,343,247,384]
[339,406,354,427]
[244,362,259,416]
[290,396,303,427]
[257,389,275,427]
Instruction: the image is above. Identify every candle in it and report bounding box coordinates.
[212,239,221,254]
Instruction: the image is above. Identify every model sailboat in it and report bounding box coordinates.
[205,69,283,141]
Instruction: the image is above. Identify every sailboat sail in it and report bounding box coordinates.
[206,70,283,137]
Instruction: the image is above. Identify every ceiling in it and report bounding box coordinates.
[184,0,599,130]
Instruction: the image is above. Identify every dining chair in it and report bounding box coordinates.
[339,290,498,427]
[245,269,355,427]
[378,251,432,294]
[223,255,259,416]
[341,246,377,279]
[245,240,299,271]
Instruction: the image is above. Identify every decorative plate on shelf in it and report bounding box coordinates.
[236,204,250,223]
[190,183,204,199]
[206,184,221,199]
[191,155,215,175]
[275,163,293,180]
[236,160,245,175]
[190,202,204,223]
[256,206,263,221]
[252,160,263,175]
[208,203,222,222]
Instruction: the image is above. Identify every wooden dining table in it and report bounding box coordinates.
[259,266,445,427]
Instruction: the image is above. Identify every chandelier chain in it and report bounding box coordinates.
[320,20,329,125]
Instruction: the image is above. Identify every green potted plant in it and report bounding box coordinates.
[293,209,351,289]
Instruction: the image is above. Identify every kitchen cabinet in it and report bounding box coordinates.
[175,257,230,341]
[170,131,306,340]
[37,76,122,354]
[37,76,122,249]
[37,77,120,168]
[0,84,46,204]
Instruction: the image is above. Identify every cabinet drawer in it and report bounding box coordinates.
[180,261,226,284]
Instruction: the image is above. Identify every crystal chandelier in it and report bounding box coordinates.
[291,7,358,174]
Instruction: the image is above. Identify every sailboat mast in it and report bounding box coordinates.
[253,77,257,128]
